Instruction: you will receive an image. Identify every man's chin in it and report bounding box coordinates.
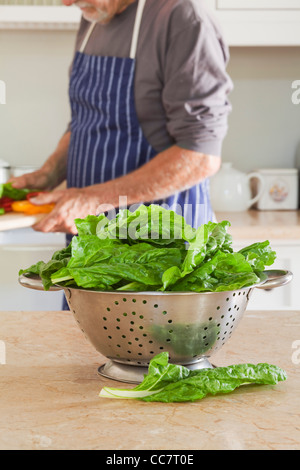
[81,9,111,24]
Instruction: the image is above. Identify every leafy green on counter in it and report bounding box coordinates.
[0,182,34,201]
[99,352,287,403]
[19,204,277,292]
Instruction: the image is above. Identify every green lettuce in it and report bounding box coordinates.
[51,240,184,290]
[0,182,35,201]
[93,204,195,246]
[99,352,287,403]
[19,244,72,291]
[19,204,276,292]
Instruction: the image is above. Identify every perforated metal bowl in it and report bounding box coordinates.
[19,269,292,383]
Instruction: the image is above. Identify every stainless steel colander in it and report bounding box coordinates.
[19,269,292,383]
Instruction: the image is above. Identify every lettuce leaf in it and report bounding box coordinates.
[94,204,195,247]
[99,352,287,403]
[51,242,184,290]
[19,243,72,291]
[19,205,276,292]
[0,182,35,201]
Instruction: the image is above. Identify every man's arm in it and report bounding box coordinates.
[31,145,220,234]
[85,145,220,207]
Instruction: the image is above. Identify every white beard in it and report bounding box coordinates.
[75,2,110,23]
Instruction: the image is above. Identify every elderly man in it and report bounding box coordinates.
[10,0,232,235]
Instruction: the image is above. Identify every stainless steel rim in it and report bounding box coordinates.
[18,269,293,294]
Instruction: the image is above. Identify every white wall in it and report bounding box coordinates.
[1,29,300,173]
[223,47,300,172]
[0,29,76,168]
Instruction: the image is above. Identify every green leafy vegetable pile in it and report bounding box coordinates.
[19,204,276,292]
[0,182,36,215]
[99,352,287,402]
[0,182,34,201]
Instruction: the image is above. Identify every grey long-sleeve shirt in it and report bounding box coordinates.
[68,0,233,157]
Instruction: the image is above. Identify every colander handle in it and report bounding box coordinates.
[255,269,293,289]
[18,273,63,292]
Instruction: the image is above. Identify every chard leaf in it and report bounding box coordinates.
[75,214,108,236]
[19,243,72,290]
[96,204,195,246]
[99,352,287,403]
[238,241,276,272]
[19,206,277,293]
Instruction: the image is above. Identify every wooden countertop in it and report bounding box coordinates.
[215,210,300,240]
[0,309,299,450]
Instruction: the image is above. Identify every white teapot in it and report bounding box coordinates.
[210,162,265,212]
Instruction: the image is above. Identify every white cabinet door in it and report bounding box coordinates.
[209,0,300,45]
[217,0,300,9]
[232,240,299,311]
[0,5,81,30]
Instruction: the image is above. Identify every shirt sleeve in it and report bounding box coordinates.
[162,15,233,157]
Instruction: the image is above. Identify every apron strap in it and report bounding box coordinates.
[79,0,147,58]
[129,0,147,59]
[79,21,97,53]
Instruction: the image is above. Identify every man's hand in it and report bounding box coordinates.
[30,188,101,234]
[8,167,57,192]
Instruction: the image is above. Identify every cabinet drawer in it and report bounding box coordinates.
[217,0,300,9]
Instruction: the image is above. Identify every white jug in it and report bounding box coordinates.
[210,162,265,212]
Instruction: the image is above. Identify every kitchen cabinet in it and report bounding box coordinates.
[232,240,300,311]
[215,210,300,311]
[0,5,80,30]
[0,228,65,311]
[206,0,300,46]
[217,0,300,9]
[1,1,300,45]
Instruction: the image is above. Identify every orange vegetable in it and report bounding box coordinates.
[11,200,55,215]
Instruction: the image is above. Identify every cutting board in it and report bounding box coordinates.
[0,213,44,231]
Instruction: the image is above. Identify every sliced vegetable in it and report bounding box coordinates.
[99,352,287,403]
[26,191,45,201]
[11,200,55,215]
[0,184,50,215]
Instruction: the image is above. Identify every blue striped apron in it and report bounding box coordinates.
[66,0,214,231]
